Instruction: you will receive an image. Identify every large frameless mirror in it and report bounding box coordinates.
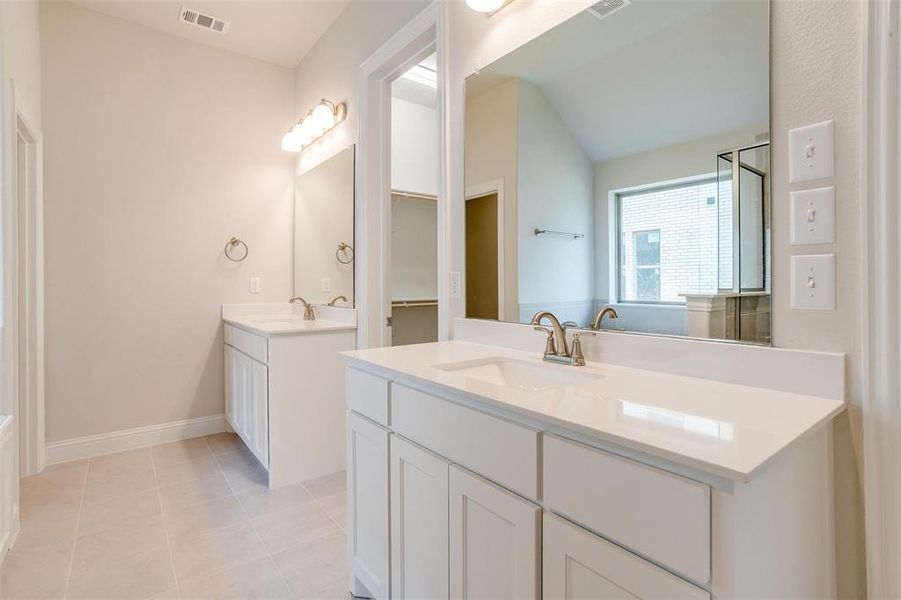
[464,0,770,344]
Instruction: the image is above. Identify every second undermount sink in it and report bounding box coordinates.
[433,357,603,392]
[251,316,304,325]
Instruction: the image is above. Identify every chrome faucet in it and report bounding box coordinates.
[288,297,315,320]
[590,305,618,330]
[530,311,593,366]
[327,295,348,307]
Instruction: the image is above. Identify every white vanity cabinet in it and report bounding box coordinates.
[223,318,355,488]
[343,357,838,600]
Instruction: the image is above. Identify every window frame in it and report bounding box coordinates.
[612,173,718,306]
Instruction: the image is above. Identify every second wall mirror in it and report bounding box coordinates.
[294,145,355,306]
[464,0,771,344]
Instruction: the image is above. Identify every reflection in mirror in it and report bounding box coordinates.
[294,145,354,305]
[464,0,770,344]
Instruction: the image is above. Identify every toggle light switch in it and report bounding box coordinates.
[249,277,261,294]
[791,254,835,310]
[791,186,835,245]
[789,120,834,183]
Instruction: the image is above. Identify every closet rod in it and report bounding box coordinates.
[391,299,439,308]
[391,189,438,201]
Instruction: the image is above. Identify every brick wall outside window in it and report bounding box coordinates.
[619,179,729,303]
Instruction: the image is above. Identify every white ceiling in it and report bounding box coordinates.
[468,0,769,163]
[72,0,350,68]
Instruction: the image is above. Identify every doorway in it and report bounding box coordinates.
[465,193,498,320]
[389,54,440,346]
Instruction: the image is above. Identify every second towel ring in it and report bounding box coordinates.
[225,237,249,262]
[336,242,354,265]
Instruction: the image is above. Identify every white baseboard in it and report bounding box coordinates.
[46,414,228,465]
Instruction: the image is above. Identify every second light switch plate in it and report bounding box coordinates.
[791,186,835,245]
[789,120,834,183]
[790,254,835,310]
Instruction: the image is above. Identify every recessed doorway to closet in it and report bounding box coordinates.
[389,53,439,346]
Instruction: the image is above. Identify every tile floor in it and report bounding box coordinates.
[0,433,351,599]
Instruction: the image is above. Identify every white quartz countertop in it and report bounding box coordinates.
[224,315,356,336]
[342,340,845,482]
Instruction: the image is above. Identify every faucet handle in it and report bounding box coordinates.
[533,326,557,357]
[570,331,593,366]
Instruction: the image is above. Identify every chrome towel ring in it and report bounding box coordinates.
[336,242,354,265]
[225,237,248,262]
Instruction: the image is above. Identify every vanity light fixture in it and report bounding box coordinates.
[465,0,509,13]
[280,99,347,153]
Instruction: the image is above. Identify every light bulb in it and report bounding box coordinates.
[280,129,302,152]
[301,115,324,140]
[465,0,505,12]
[292,121,311,146]
[312,102,336,131]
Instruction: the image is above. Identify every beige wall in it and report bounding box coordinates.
[293,0,430,176]
[41,2,296,442]
[464,78,518,319]
[771,2,866,596]
[2,0,42,131]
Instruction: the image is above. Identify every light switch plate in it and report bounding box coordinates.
[789,120,834,183]
[791,254,835,310]
[791,186,835,245]
[321,277,332,293]
[249,277,261,294]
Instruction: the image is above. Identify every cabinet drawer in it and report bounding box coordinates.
[392,384,539,500]
[347,368,389,426]
[224,324,268,364]
[543,435,711,583]
[543,512,709,600]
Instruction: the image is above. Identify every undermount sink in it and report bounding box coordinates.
[433,357,602,392]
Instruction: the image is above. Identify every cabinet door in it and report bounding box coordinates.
[391,436,449,600]
[249,359,269,467]
[347,412,390,600]
[449,465,539,600]
[543,513,709,600]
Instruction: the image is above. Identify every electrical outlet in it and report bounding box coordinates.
[449,271,461,300]
[249,277,261,294]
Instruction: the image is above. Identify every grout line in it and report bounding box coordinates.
[153,444,183,599]
[209,438,301,600]
[61,458,91,599]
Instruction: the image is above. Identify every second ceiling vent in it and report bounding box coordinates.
[179,6,230,34]
[586,0,631,20]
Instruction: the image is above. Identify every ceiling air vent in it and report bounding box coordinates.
[179,6,230,34]
[586,0,631,20]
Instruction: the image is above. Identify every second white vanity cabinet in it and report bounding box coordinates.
[343,339,842,600]
[222,305,356,488]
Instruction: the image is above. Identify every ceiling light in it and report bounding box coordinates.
[280,99,347,153]
[465,0,507,13]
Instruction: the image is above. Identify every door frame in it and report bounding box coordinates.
[6,81,45,477]
[464,179,505,321]
[861,0,901,595]
[356,1,447,349]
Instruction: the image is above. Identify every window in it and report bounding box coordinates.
[617,178,718,303]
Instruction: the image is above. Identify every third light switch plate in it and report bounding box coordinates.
[791,254,835,310]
